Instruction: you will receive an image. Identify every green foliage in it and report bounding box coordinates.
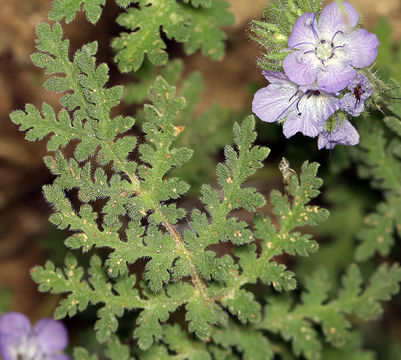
[73,336,132,360]
[254,161,328,263]
[112,0,234,72]
[22,32,279,346]
[320,332,375,360]
[355,195,401,261]
[374,17,401,82]
[180,1,234,60]
[11,1,401,359]
[0,287,11,313]
[259,264,401,360]
[27,67,330,354]
[124,59,184,105]
[250,0,322,70]
[48,0,150,24]
[126,59,234,193]
[49,0,106,24]
[296,184,371,290]
[356,115,401,192]
[11,23,127,160]
[74,347,99,360]
[354,84,401,261]
[212,325,273,360]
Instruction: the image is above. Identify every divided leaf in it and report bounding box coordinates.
[260,264,401,360]
[251,161,328,291]
[212,326,274,360]
[126,59,234,193]
[112,0,189,72]
[49,0,106,24]
[31,255,143,343]
[355,196,401,261]
[181,1,234,60]
[134,283,193,349]
[11,23,127,164]
[112,0,233,72]
[186,116,269,250]
[357,114,401,191]
[355,83,401,260]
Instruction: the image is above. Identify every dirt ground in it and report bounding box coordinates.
[0,0,400,321]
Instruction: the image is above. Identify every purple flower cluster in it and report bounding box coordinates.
[252,1,378,149]
[0,312,70,360]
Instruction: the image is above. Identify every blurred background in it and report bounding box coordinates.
[1,0,401,357]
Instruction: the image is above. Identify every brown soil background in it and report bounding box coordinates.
[0,0,400,332]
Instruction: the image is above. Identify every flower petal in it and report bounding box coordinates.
[341,93,365,117]
[283,51,317,86]
[283,91,339,138]
[283,112,321,138]
[33,319,68,353]
[347,74,372,99]
[306,92,340,124]
[0,312,31,339]
[346,29,379,68]
[252,81,298,123]
[262,70,290,84]
[318,119,359,149]
[288,13,317,48]
[318,1,359,34]
[0,312,32,360]
[0,341,13,360]
[317,62,356,93]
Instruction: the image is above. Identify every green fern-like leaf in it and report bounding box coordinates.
[212,325,274,360]
[31,254,143,342]
[355,196,401,261]
[259,263,401,360]
[134,283,193,349]
[112,0,188,72]
[112,0,233,72]
[125,59,234,193]
[321,332,375,360]
[49,0,106,24]
[249,161,328,291]
[124,59,184,105]
[49,0,135,24]
[73,347,99,360]
[180,0,233,60]
[13,2,401,359]
[354,83,401,261]
[104,336,133,360]
[357,115,401,191]
[11,23,128,164]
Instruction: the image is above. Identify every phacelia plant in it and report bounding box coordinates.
[5,0,401,359]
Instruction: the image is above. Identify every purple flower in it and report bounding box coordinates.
[0,312,70,360]
[252,71,339,138]
[341,73,372,116]
[318,117,359,149]
[283,1,379,93]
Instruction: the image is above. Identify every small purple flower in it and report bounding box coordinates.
[318,117,359,149]
[0,312,70,360]
[252,71,339,138]
[283,1,379,93]
[341,73,372,117]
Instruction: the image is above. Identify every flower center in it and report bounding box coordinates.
[302,27,346,64]
[9,336,44,360]
[316,41,333,61]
